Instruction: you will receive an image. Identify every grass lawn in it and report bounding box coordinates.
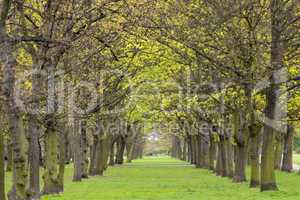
[4,156,300,200]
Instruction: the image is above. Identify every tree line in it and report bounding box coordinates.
[0,1,149,200]
[149,0,300,193]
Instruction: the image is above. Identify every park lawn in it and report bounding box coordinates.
[4,156,300,200]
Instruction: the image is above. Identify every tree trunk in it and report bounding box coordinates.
[126,140,134,163]
[27,68,42,198]
[209,133,216,171]
[196,134,203,168]
[42,57,61,194]
[43,114,60,194]
[109,141,115,166]
[176,137,183,160]
[215,143,222,176]
[27,116,41,199]
[94,135,109,175]
[249,124,261,188]
[282,125,294,172]
[26,50,43,199]
[99,136,109,173]
[6,138,12,172]
[194,135,200,168]
[2,8,29,200]
[182,139,187,161]
[202,134,210,169]
[38,140,43,167]
[1,15,29,200]
[115,137,126,165]
[0,131,5,200]
[233,113,248,182]
[138,142,144,159]
[187,135,192,163]
[90,119,109,175]
[226,138,234,178]
[72,119,82,182]
[89,133,98,175]
[58,123,67,192]
[219,136,228,177]
[260,0,283,191]
[65,136,71,165]
[233,143,247,182]
[191,135,197,165]
[261,124,278,191]
[80,120,89,179]
[274,132,283,170]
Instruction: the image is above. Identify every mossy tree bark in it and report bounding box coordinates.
[125,130,136,163]
[126,141,134,163]
[193,135,200,168]
[90,119,109,175]
[195,134,201,168]
[182,139,187,161]
[108,140,115,166]
[261,123,278,191]
[217,82,229,177]
[215,143,222,176]
[72,118,82,182]
[6,138,12,172]
[27,115,41,199]
[260,0,284,191]
[99,135,110,173]
[138,142,145,159]
[115,136,126,165]
[27,61,42,199]
[81,120,89,179]
[132,136,144,160]
[58,123,68,192]
[219,135,228,177]
[226,137,234,178]
[209,132,216,171]
[1,2,29,199]
[170,135,178,158]
[43,114,60,194]
[8,101,28,200]
[187,135,192,163]
[249,123,261,188]
[0,131,5,200]
[274,132,283,170]
[43,66,60,194]
[282,124,294,172]
[191,135,197,165]
[176,136,183,160]
[200,132,210,169]
[89,132,99,175]
[233,112,248,182]
[17,3,43,196]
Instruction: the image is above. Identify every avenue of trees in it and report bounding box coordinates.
[1,0,300,200]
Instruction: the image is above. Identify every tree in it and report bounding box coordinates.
[0,127,5,200]
[1,1,29,199]
[260,0,295,191]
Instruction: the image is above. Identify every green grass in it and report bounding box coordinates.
[4,156,300,199]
